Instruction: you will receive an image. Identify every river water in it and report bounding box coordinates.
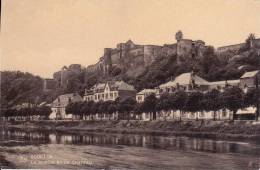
[0,128,260,170]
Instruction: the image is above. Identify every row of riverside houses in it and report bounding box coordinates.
[49,70,260,120]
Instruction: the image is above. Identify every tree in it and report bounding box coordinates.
[246,33,256,48]
[134,103,143,120]
[240,33,256,52]
[203,89,221,120]
[65,101,82,119]
[171,91,188,121]
[118,97,136,120]
[107,101,117,120]
[65,102,76,115]
[141,94,158,120]
[90,102,100,120]
[38,106,52,120]
[79,101,90,120]
[97,101,107,120]
[243,88,258,107]
[185,91,204,120]
[220,86,244,120]
[156,93,172,120]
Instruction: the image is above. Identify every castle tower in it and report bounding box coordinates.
[60,66,68,87]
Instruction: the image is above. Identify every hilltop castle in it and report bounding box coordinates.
[49,32,260,88]
[86,32,208,75]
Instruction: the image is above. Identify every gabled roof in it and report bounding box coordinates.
[159,72,209,88]
[241,70,259,79]
[52,93,82,107]
[137,89,157,95]
[210,80,240,86]
[114,81,135,91]
[91,81,135,92]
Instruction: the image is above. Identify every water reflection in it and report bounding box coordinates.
[1,128,260,156]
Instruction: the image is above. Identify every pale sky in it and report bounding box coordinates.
[1,0,260,78]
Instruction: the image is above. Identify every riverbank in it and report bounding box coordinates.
[2,120,260,141]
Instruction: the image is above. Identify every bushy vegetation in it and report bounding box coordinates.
[1,106,52,121]
[0,71,65,110]
[1,71,43,108]
[62,87,258,121]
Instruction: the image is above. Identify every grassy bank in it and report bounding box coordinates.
[2,120,260,141]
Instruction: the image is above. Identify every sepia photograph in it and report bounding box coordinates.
[1,0,260,169]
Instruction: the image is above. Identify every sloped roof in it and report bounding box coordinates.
[137,89,157,95]
[116,81,135,91]
[52,93,82,107]
[241,70,259,78]
[159,72,209,88]
[91,81,135,92]
[210,80,240,85]
[159,80,175,88]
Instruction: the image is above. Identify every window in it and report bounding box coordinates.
[114,92,118,97]
[105,93,108,99]
[110,92,113,98]
[102,94,104,98]
[200,112,205,117]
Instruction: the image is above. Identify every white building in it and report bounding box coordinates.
[84,81,136,102]
[136,89,158,103]
[50,93,83,119]
[208,80,240,92]
[159,72,209,94]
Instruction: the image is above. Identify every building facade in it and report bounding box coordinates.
[50,93,83,119]
[84,81,136,102]
[136,89,158,103]
[158,72,210,94]
[239,70,260,91]
[157,70,259,95]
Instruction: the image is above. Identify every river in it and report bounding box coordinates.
[0,128,260,170]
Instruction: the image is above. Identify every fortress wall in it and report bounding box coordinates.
[86,65,97,72]
[162,45,177,56]
[143,45,164,66]
[128,47,144,56]
[254,38,260,47]
[143,45,155,66]
[216,38,260,54]
[111,52,121,65]
[177,39,193,56]
[216,43,243,53]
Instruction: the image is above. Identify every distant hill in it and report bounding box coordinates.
[0,71,65,109]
